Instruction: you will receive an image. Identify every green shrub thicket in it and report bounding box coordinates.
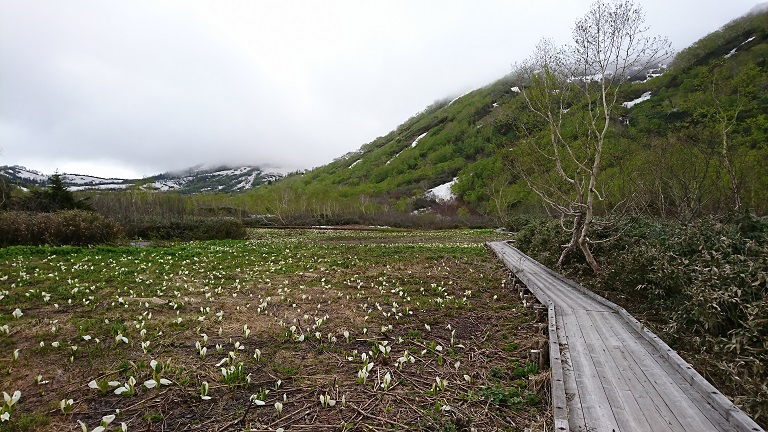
[126,217,248,241]
[0,210,123,247]
[514,215,768,424]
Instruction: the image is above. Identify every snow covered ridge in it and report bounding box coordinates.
[146,166,282,193]
[1,165,50,183]
[69,183,131,191]
[64,174,126,185]
[1,164,284,194]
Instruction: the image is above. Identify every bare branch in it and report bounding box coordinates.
[510,0,671,273]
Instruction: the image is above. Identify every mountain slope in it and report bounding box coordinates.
[0,166,133,190]
[143,165,282,193]
[255,8,768,219]
[0,165,282,194]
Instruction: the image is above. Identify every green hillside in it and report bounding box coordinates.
[245,8,768,223]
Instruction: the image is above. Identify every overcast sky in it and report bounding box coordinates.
[0,1,761,179]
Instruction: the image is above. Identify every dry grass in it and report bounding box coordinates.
[0,228,550,431]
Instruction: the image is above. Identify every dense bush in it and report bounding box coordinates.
[126,217,248,241]
[514,215,768,425]
[514,218,569,267]
[242,209,487,230]
[0,210,123,246]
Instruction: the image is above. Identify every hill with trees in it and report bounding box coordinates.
[241,7,768,227]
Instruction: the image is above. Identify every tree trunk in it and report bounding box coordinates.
[721,130,741,212]
[557,213,583,268]
[578,226,601,273]
[557,212,601,273]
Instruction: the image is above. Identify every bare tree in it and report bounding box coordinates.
[511,0,671,273]
[693,62,764,213]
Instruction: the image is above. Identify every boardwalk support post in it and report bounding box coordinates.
[529,348,549,371]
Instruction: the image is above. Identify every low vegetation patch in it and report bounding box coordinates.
[126,217,248,241]
[0,210,122,247]
[0,228,548,431]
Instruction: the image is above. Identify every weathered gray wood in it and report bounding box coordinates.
[576,309,656,432]
[555,308,586,431]
[487,241,765,432]
[608,316,733,432]
[549,304,570,432]
[489,243,571,430]
[559,307,620,431]
[589,309,681,432]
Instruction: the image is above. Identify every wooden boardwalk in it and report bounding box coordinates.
[489,241,764,432]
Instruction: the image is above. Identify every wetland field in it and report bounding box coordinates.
[0,228,549,431]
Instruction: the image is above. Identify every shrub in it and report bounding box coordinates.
[0,210,123,246]
[514,218,569,268]
[505,214,537,232]
[127,217,247,241]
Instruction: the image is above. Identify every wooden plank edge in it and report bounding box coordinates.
[613,299,763,431]
[549,303,569,431]
[637,325,764,432]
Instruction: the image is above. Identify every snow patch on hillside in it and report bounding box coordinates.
[622,91,652,108]
[63,174,125,185]
[236,171,261,189]
[386,131,430,165]
[448,91,472,105]
[411,132,428,148]
[427,178,458,202]
[725,36,757,58]
[148,179,183,191]
[385,150,403,165]
[69,183,130,191]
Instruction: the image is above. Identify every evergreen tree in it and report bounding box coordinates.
[15,173,93,212]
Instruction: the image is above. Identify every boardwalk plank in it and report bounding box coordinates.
[556,310,587,432]
[559,307,620,431]
[576,309,655,432]
[589,309,680,432]
[610,323,733,432]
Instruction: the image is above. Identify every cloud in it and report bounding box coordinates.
[0,0,758,178]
